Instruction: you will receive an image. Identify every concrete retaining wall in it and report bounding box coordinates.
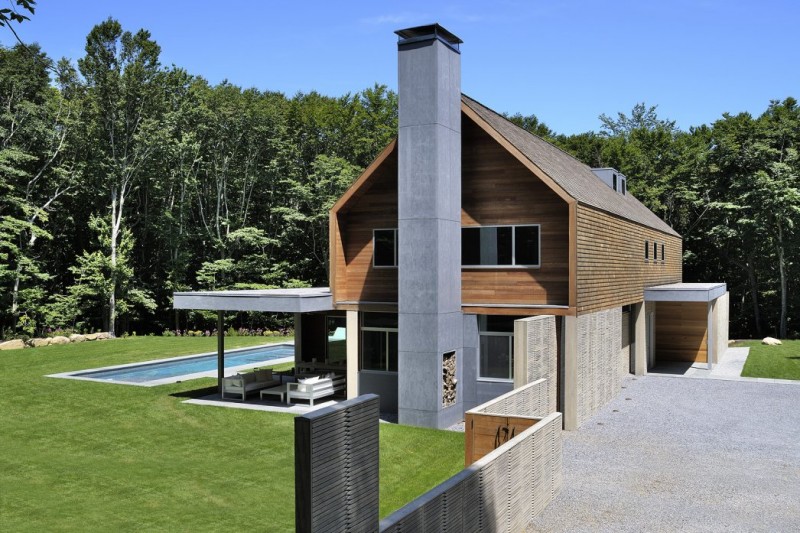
[380,412,562,532]
[513,316,558,414]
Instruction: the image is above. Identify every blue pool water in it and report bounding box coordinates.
[73,343,294,383]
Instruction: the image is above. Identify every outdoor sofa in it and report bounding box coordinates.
[221,369,280,401]
[286,374,346,406]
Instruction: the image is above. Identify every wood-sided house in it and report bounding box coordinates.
[174,24,727,430]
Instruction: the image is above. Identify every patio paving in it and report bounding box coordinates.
[529,373,800,532]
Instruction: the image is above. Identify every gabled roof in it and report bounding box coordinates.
[462,95,680,237]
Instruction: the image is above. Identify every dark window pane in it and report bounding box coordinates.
[495,226,513,265]
[480,315,521,333]
[462,227,481,265]
[661,243,665,261]
[362,312,397,329]
[361,330,386,371]
[480,335,512,379]
[515,226,540,265]
[374,229,395,266]
[653,241,658,260]
[645,240,649,259]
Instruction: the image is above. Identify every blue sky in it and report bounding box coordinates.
[3,0,798,135]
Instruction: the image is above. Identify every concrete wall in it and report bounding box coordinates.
[380,412,563,532]
[575,307,623,427]
[359,371,398,412]
[714,292,730,363]
[462,313,480,410]
[295,395,380,533]
[513,315,558,414]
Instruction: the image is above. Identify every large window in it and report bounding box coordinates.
[478,315,520,381]
[361,313,398,372]
[462,225,540,267]
[373,229,398,267]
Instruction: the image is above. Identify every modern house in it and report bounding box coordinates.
[175,24,728,431]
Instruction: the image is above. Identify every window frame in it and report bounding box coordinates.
[461,224,541,269]
[360,313,398,373]
[372,228,398,268]
[644,240,650,262]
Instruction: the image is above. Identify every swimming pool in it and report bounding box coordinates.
[50,343,294,386]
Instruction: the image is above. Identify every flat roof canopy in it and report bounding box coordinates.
[173,288,333,313]
[644,283,727,303]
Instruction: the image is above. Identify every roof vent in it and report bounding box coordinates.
[591,168,627,195]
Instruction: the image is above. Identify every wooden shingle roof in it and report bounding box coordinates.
[462,94,680,237]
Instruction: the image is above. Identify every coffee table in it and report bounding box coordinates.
[259,384,289,403]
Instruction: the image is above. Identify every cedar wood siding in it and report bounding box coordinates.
[331,113,570,308]
[655,301,709,363]
[335,147,399,304]
[576,205,682,314]
[461,115,570,307]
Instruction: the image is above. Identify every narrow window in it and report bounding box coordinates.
[621,179,627,195]
[653,241,658,261]
[612,173,618,191]
[645,240,650,261]
[661,243,665,262]
[373,229,397,267]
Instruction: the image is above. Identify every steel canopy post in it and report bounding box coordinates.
[217,311,225,392]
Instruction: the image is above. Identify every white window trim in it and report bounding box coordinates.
[372,228,398,268]
[462,224,541,269]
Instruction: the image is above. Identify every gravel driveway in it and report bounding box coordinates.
[529,375,800,532]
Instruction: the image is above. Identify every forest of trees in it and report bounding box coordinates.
[1,18,798,340]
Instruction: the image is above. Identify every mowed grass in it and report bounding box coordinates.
[0,337,464,532]
[739,339,800,380]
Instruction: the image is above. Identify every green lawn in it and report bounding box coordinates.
[0,337,464,532]
[739,339,800,380]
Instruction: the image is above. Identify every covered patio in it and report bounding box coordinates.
[172,288,342,399]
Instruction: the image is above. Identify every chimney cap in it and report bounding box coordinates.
[395,23,462,52]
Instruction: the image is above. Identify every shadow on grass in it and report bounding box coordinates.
[170,385,218,399]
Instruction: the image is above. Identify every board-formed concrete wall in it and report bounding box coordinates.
[295,395,380,533]
[576,307,623,426]
[714,292,730,364]
[380,412,563,532]
[513,316,558,414]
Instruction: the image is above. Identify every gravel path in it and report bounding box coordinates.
[529,375,800,532]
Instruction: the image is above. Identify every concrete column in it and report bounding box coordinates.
[632,302,647,376]
[513,318,528,389]
[562,314,578,431]
[396,25,464,429]
[346,311,359,399]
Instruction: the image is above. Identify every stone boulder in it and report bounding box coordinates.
[50,336,70,345]
[30,337,52,347]
[69,334,86,343]
[96,332,111,340]
[85,333,99,341]
[0,339,26,350]
[762,337,782,346]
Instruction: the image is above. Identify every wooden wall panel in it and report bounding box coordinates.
[461,118,570,306]
[656,301,708,363]
[339,149,399,303]
[576,205,682,314]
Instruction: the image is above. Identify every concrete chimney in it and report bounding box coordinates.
[395,24,464,428]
